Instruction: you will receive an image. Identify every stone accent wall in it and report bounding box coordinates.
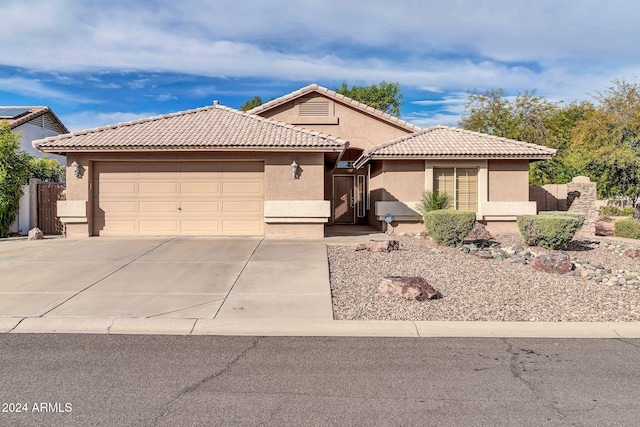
[567,176,598,236]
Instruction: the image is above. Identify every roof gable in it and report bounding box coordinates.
[1,106,68,134]
[355,125,556,167]
[33,104,348,154]
[247,84,421,133]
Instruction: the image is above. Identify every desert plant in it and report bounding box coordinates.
[516,214,582,249]
[614,218,640,239]
[415,191,451,219]
[423,209,476,246]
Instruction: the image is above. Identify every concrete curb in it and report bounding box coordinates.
[3,317,640,338]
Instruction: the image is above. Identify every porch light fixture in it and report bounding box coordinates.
[291,159,299,179]
[71,161,81,178]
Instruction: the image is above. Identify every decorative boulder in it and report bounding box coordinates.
[463,222,491,243]
[531,253,573,274]
[378,276,440,301]
[28,228,44,240]
[355,240,400,253]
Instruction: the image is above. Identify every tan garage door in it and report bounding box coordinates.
[93,161,264,236]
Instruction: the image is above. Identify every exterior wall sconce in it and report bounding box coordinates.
[71,161,81,178]
[291,159,300,179]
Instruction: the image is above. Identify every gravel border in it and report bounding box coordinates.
[328,234,640,322]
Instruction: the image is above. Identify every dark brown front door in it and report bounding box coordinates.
[333,175,355,224]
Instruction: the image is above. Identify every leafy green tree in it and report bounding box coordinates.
[30,155,65,182]
[459,89,593,186]
[334,81,403,116]
[240,96,263,112]
[571,78,640,203]
[0,123,31,237]
[459,88,555,146]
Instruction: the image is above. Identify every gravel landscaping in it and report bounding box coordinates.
[328,233,640,322]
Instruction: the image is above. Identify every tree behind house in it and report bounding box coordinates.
[334,81,403,117]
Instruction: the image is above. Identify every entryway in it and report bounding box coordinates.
[333,175,355,224]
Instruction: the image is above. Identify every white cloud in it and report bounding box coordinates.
[63,111,158,132]
[0,77,90,102]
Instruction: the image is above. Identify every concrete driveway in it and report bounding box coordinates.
[0,237,333,320]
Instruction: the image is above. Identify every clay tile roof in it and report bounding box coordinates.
[33,104,348,154]
[247,83,421,132]
[0,106,68,133]
[355,125,556,167]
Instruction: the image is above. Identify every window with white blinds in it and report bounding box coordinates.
[434,167,478,212]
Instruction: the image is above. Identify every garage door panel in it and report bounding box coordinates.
[139,182,179,195]
[180,182,220,194]
[222,182,263,196]
[223,201,262,215]
[139,220,179,233]
[223,162,263,173]
[139,201,178,213]
[138,163,179,174]
[100,182,137,195]
[94,161,264,236]
[180,220,221,233]
[181,201,220,213]
[101,220,137,233]
[99,201,137,213]
[96,163,137,174]
[222,220,264,235]
[180,162,222,174]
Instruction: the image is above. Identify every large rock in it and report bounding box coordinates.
[355,240,399,253]
[378,276,439,301]
[531,253,573,274]
[28,228,44,240]
[463,222,491,242]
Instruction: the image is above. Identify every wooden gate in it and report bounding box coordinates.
[38,183,65,235]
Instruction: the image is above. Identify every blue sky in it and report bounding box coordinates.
[2,0,640,132]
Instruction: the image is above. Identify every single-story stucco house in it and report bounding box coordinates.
[33,84,556,238]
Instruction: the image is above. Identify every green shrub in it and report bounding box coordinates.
[539,211,585,227]
[599,205,636,217]
[614,218,640,239]
[423,209,476,246]
[516,214,582,249]
[415,191,451,220]
[622,206,636,216]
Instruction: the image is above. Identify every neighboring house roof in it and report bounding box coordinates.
[355,125,557,167]
[1,106,68,133]
[33,104,348,154]
[247,83,421,133]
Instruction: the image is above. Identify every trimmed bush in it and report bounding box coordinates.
[614,218,640,239]
[423,209,476,246]
[516,214,582,249]
[599,205,635,217]
[539,211,585,227]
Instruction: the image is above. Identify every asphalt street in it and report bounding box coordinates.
[1,335,639,426]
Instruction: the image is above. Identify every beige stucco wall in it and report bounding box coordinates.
[258,93,412,150]
[488,160,530,202]
[63,151,328,237]
[369,158,533,228]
